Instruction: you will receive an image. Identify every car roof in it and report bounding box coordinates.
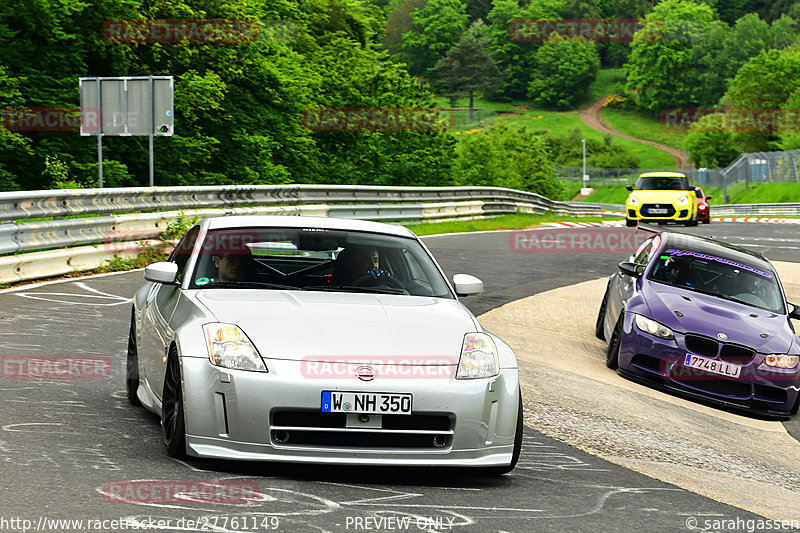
[201,215,417,238]
[660,231,773,271]
[638,172,687,178]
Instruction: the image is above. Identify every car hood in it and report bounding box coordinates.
[642,282,794,353]
[628,190,691,203]
[195,290,478,362]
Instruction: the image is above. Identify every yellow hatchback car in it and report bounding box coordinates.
[625,172,699,227]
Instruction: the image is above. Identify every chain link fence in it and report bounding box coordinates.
[558,149,800,200]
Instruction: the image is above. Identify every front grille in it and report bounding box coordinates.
[685,334,718,357]
[270,410,454,449]
[719,344,755,365]
[641,204,676,217]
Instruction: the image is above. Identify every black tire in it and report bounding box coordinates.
[626,218,636,228]
[606,315,623,370]
[595,283,610,341]
[701,215,710,224]
[126,308,142,406]
[685,212,698,227]
[481,390,523,476]
[162,348,187,458]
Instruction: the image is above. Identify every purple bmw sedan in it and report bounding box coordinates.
[596,230,800,419]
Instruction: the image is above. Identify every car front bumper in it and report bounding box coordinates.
[617,315,799,418]
[626,204,692,221]
[180,357,520,466]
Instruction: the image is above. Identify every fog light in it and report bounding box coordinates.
[433,435,447,448]
[272,430,290,443]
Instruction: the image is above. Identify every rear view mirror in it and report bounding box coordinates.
[625,185,633,192]
[618,261,643,279]
[705,195,713,200]
[144,262,178,284]
[453,274,483,296]
[789,303,800,320]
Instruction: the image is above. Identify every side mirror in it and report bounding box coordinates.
[789,303,800,320]
[625,185,633,192]
[453,274,484,297]
[144,262,179,284]
[705,195,712,200]
[618,261,643,279]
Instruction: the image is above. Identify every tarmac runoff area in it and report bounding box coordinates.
[479,261,800,522]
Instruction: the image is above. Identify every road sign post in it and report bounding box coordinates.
[80,76,174,187]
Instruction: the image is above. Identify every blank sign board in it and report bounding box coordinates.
[79,76,173,136]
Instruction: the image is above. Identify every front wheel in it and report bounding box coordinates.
[162,349,187,458]
[126,308,141,406]
[626,218,636,228]
[606,315,623,370]
[595,283,610,341]
[480,391,523,476]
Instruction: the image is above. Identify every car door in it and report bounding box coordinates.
[140,226,199,399]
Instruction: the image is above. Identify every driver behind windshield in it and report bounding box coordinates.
[212,250,255,282]
[332,246,380,286]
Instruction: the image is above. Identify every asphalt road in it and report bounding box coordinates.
[0,222,798,532]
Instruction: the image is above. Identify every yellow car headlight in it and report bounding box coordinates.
[203,323,267,372]
[628,195,641,206]
[676,195,689,207]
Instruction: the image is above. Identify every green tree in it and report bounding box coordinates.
[486,0,564,99]
[399,0,469,76]
[383,0,427,55]
[453,120,561,198]
[429,20,503,121]
[723,48,800,152]
[625,0,714,114]
[527,36,600,108]
[685,113,740,167]
[776,86,800,150]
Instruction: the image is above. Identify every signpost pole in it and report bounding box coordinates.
[149,77,154,187]
[96,78,103,188]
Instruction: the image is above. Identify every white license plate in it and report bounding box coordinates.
[321,391,412,415]
[683,354,741,378]
[648,208,668,214]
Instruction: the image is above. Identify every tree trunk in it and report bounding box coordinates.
[469,90,474,123]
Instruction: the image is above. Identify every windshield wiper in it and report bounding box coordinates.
[205,280,298,290]
[302,285,406,295]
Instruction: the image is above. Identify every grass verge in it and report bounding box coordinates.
[601,107,688,151]
[403,213,611,236]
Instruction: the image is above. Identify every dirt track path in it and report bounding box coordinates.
[579,96,692,169]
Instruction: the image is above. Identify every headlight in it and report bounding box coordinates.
[634,314,675,340]
[456,333,499,379]
[628,195,641,206]
[203,323,267,372]
[676,195,689,206]
[762,354,799,369]
[698,204,706,210]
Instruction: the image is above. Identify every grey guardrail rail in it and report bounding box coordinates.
[0,183,795,284]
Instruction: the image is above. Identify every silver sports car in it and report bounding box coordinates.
[127,216,522,473]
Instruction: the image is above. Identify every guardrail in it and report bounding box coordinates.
[0,184,797,284]
[0,185,626,284]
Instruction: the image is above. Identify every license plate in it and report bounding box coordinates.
[683,354,741,378]
[648,208,668,214]
[321,391,412,415]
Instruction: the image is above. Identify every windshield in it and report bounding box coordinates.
[189,227,453,298]
[635,176,688,190]
[647,248,785,314]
